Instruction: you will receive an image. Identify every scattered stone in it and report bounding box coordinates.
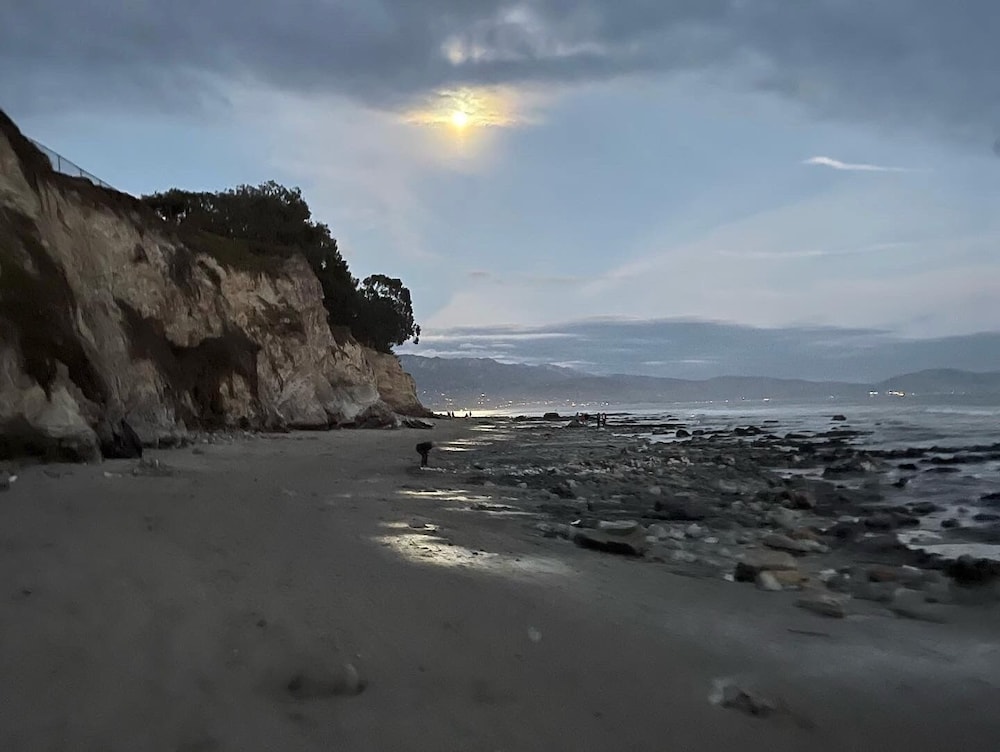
[734,550,798,582]
[889,589,951,623]
[756,572,783,591]
[767,508,801,531]
[864,513,898,531]
[795,591,848,618]
[597,520,640,534]
[685,523,708,539]
[762,533,828,555]
[867,565,903,583]
[285,662,366,699]
[535,522,572,539]
[945,555,1000,586]
[909,501,940,515]
[769,570,811,590]
[573,527,648,557]
[709,678,779,718]
[850,580,896,603]
[132,458,173,477]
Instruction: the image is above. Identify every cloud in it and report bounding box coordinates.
[803,156,916,173]
[3,1,999,143]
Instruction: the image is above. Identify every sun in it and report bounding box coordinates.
[450,110,470,129]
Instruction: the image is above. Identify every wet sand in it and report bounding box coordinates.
[2,420,1000,751]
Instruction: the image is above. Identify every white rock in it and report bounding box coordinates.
[685,523,707,539]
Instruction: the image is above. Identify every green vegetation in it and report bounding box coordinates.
[141,182,419,352]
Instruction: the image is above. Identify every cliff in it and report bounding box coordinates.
[364,348,434,418]
[0,110,427,461]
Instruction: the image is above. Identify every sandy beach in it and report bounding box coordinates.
[3,419,1000,752]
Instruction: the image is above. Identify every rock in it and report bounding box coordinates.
[97,417,144,460]
[756,572,783,591]
[650,498,707,521]
[864,513,898,531]
[401,418,433,429]
[762,533,828,555]
[542,412,561,420]
[786,489,816,510]
[981,491,1000,506]
[549,483,575,499]
[909,502,940,515]
[709,678,779,718]
[535,522,572,539]
[573,527,648,557]
[769,570,811,590]
[945,555,1000,586]
[597,520,640,534]
[851,580,896,603]
[685,523,708,539]
[941,518,960,529]
[973,513,1000,522]
[795,591,847,618]
[766,508,801,531]
[131,458,173,477]
[787,528,820,543]
[867,565,903,583]
[647,485,662,496]
[646,524,671,540]
[285,662,366,699]
[889,589,950,623]
[831,414,847,421]
[734,550,798,582]
[675,428,691,438]
[0,471,11,492]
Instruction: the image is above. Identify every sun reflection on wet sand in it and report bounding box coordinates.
[373,521,572,578]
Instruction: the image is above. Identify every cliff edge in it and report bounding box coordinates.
[0,110,428,461]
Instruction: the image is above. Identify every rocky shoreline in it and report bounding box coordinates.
[448,414,1000,623]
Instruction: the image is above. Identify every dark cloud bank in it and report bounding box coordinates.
[3,1,999,142]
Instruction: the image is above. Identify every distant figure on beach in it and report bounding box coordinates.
[416,441,434,467]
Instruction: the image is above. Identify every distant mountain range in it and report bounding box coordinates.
[399,356,1000,409]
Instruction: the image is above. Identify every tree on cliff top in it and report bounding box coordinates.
[142,182,419,352]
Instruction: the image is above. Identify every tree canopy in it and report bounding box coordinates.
[142,181,419,352]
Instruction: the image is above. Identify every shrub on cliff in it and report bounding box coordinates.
[142,182,419,352]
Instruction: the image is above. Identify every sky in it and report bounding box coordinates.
[2,1,999,379]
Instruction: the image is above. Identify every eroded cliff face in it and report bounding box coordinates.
[363,348,434,418]
[0,111,426,461]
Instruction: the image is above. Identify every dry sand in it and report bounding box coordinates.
[2,420,1000,751]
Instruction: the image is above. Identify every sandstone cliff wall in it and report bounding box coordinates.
[0,110,427,461]
[362,348,434,418]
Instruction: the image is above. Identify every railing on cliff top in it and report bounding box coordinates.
[29,138,114,190]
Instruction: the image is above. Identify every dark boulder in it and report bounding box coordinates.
[98,418,144,460]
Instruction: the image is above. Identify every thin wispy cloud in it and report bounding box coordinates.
[716,242,912,260]
[803,156,916,173]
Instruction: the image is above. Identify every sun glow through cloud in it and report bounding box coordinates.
[403,87,529,130]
